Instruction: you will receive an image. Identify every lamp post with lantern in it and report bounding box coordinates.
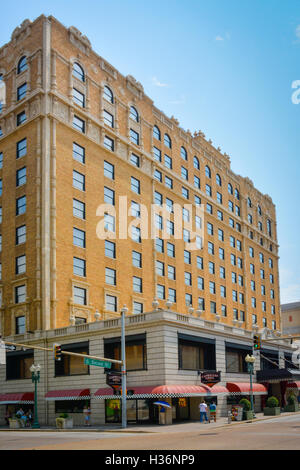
[30,363,41,429]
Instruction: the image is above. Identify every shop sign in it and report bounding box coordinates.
[201,371,221,385]
[178,398,187,407]
[106,372,122,387]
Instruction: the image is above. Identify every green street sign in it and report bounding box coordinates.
[84,357,112,368]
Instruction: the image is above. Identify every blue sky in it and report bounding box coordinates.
[1,0,300,303]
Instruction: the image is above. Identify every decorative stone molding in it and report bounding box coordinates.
[126,75,144,99]
[68,26,91,56]
[52,98,69,123]
[100,60,117,80]
[11,19,32,44]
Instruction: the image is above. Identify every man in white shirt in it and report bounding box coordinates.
[199,401,209,423]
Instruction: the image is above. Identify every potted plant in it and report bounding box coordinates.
[9,415,21,429]
[284,394,299,412]
[55,413,73,429]
[263,396,280,416]
[239,398,254,420]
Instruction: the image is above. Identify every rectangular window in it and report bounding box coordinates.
[17,111,26,126]
[16,255,26,275]
[6,350,34,379]
[164,154,172,169]
[103,110,114,127]
[167,242,175,257]
[73,257,86,277]
[154,169,162,182]
[156,260,165,277]
[16,316,26,334]
[73,227,86,248]
[73,88,85,107]
[16,225,26,245]
[15,285,26,304]
[73,115,85,133]
[182,187,189,199]
[17,138,27,159]
[198,277,204,290]
[130,153,140,167]
[153,147,161,162]
[74,286,87,305]
[157,284,165,300]
[133,276,142,293]
[105,240,116,258]
[16,195,26,215]
[17,83,27,101]
[104,335,147,371]
[104,160,114,180]
[132,226,141,243]
[104,135,114,151]
[168,265,176,280]
[194,175,200,189]
[105,267,116,286]
[132,250,142,268]
[130,129,139,145]
[73,170,85,191]
[131,177,140,194]
[73,198,85,219]
[169,288,176,303]
[55,342,89,377]
[181,166,188,180]
[73,142,85,164]
[165,176,173,189]
[104,186,115,205]
[185,272,192,286]
[133,302,143,314]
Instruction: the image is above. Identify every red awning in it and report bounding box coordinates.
[45,389,90,401]
[94,388,116,399]
[152,384,228,396]
[286,381,300,390]
[226,382,268,395]
[0,392,34,404]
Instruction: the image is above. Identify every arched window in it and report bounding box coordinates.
[258,205,262,216]
[205,165,211,178]
[216,174,222,186]
[228,183,233,194]
[235,188,240,200]
[73,62,85,82]
[193,156,200,170]
[17,56,27,74]
[130,106,139,122]
[247,197,252,208]
[153,125,161,141]
[104,85,114,104]
[164,133,171,149]
[181,146,187,160]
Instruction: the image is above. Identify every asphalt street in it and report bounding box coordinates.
[1,413,300,450]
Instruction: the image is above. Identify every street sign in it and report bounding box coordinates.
[106,372,122,387]
[84,357,112,368]
[0,342,16,351]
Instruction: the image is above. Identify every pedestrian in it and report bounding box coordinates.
[26,410,32,427]
[209,401,217,422]
[5,408,11,426]
[113,404,119,423]
[199,401,209,423]
[83,405,91,426]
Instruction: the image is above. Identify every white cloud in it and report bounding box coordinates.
[279,267,300,303]
[296,25,300,40]
[215,35,224,41]
[152,76,169,88]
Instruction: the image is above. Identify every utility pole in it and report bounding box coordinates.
[121,305,128,429]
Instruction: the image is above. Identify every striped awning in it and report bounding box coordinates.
[0,392,34,405]
[286,381,300,391]
[226,382,268,396]
[94,384,229,400]
[45,389,90,401]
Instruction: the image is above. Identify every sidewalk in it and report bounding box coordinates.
[1,411,299,433]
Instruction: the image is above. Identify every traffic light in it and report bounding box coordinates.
[53,343,62,361]
[253,335,261,350]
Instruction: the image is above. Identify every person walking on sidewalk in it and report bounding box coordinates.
[199,401,209,423]
[83,405,91,426]
[209,402,217,422]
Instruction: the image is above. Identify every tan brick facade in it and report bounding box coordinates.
[0,15,281,337]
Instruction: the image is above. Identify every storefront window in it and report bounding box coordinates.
[226,349,248,373]
[104,335,147,371]
[55,342,89,376]
[6,350,34,380]
[178,335,216,370]
[55,400,90,414]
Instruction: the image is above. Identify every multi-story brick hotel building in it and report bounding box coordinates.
[0,15,280,334]
[0,16,292,426]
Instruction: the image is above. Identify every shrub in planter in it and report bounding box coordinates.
[239,398,254,420]
[56,413,73,429]
[264,396,280,416]
[285,394,299,412]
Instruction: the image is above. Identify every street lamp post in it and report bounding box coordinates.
[245,354,256,417]
[30,363,41,429]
